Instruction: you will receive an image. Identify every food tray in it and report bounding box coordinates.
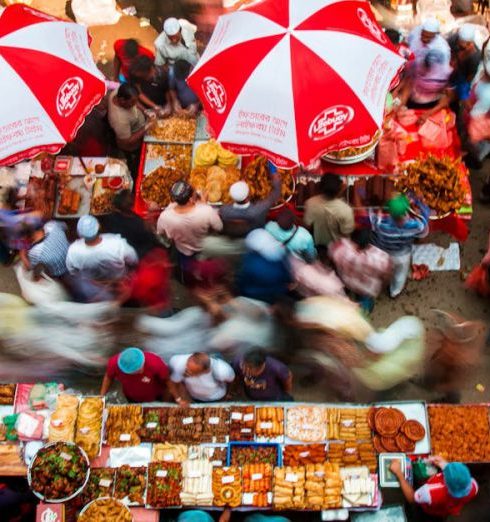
[144,117,197,144]
[75,396,105,460]
[374,401,430,455]
[78,496,133,521]
[227,442,282,467]
[323,142,378,165]
[114,465,148,506]
[28,441,90,503]
[284,404,328,444]
[90,178,129,216]
[54,175,93,218]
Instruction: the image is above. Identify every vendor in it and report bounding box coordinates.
[100,347,174,403]
[154,17,199,69]
[390,456,478,518]
[408,18,450,63]
[169,59,201,117]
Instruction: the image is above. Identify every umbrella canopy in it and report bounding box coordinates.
[0,4,106,166]
[188,0,405,168]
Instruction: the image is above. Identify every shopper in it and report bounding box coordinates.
[390,456,478,518]
[100,347,172,402]
[303,174,355,251]
[154,17,199,68]
[370,195,429,298]
[113,38,154,82]
[329,229,392,312]
[233,349,293,401]
[408,18,450,63]
[169,59,200,117]
[168,352,235,405]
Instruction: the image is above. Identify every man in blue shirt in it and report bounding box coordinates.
[169,59,200,117]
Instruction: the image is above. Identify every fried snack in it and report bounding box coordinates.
[374,407,405,437]
[49,394,79,442]
[141,166,185,208]
[200,446,228,466]
[381,436,399,452]
[79,468,116,504]
[146,143,193,173]
[304,462,342,510]
[213,466,242,507]
[58,188,81,215]
[180,459,214,506]
[189,167,208,192]
[148,117,197,143]
[255,407,284,439]
[105,405,143,448]
[396,154,466,215]
[147,462,182,508]
[0,384,16,405]
[326,131,381,160]
[229,406,255,441]
[194,140,220,167]
[273,466,306,510]
[327,441,377,472]
[327,408,372,441]
[138,408,169,443]
[90,191,114,215]
[75,397,104,460]
[166,407,205,444]
[401,420,426,442]
[78,498,132,522]
[230,444,278,467]
[286,406,327,442]
[114,465,146,505]
[367,407,377,431]
[202,407,230,443]
[152,443,188,463]
[428,405,490,462]
[283,444,327,466]
[242,463,273,507]
[242,156,271,201]
[373,435,386,454]
[395,432,416,453]
[217,144,239,168]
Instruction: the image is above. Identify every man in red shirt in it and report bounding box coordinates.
[113,39,155,82]
[100,347,174,403]
[391,456,478,519]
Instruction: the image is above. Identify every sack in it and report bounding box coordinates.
[465,264,490,297]
[14,264,69,305]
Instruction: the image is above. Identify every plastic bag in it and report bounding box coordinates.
[465,264,490,297]
[14,264,68,305]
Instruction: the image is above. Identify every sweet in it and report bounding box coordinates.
[286,406,327,442]
[49,394,79,443]
[371,407,424,453]
[375,407,405,437]
[213,466,242,507]
[402,419,426,441]
[273,466,306,509]
[304,462,342,510]
[75,397,104,460]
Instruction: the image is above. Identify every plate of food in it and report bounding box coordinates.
[323,132,381,165]
[90,177,130,215]
[78,497,132,522]
[28,441,90,502]
[145,143,193,174]
[145,116,197,144]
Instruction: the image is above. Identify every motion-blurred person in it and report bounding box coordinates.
[390,456,478,518]
[129,55,172,116]
[303,174,355,253]
[66,215,138,301]
[169,59,201,117]
[168,352,235,405]
[113,38,155,83]
[155,17,199,69]
[329,229,392,312]
[237,229,293,304]
[233,349,293,401]
[370,194,429,298]
[100,347,174,403]
[157,181,223,260]
[408,18,450,63]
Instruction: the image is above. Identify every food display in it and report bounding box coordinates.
[25,175,57,219]
[189,165,241,203]
[138,408,169,443]
[78,497,132,522]
[49,393,79,443]
[0,384,16,405]
[242,463,273,507]
[148,117,197,143]
[341,466,377,508]
[286,406,327,442]
[273,466,305,509]
[397,155,466,215]
[202,446,228,467]
[79,468,116,504]
[167,408,205,444]
[327,408,371,441]
[90,191,115,215]
[212,466,242,507]
[152,443,188,463]
[428,405,490,462]
[255,407,284,440]
[230,444,279,466]
[370,407,425,453]
[57,187,82,215]
[146,462,182,508]
[194,139,239,169]
[304,462,342,510]
[140,166,185,208]
[230,406,255,441]
[75,397,104,460]
[328,442,377,472]
[114,465,147,505]
[283,444,327,466]
[29,442,89,501]
[324,131,381,162]
[105,405,143,448]
[0,444,27,475]
[146,143,193,173]
[202,407,230,443]
[180,459,214,506]
[242,156,294,206]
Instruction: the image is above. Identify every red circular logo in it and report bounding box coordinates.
[56,77,84,117]
[308,105,355,141]
[202,76,227,114]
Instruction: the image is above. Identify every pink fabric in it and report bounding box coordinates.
[290,257,345,298]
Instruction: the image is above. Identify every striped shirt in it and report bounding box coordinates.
[28,221,69,277]
[370,204,429,255]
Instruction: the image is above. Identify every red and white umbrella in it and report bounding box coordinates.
[0,4,106,166]
[188,0,404,168]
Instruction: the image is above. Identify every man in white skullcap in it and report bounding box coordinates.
[154,17,199,69]
[408,17,450,64]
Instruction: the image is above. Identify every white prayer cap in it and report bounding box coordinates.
[229,181,249,202]
[458,24,475,42]
[163,17,181,36]
[77,215,99,239]
[422,18,440,33]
